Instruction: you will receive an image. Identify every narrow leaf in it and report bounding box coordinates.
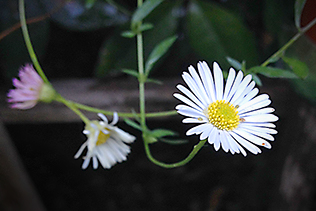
[159,138,189,145]
[124,118,143,131]
[248,66,298,78]
[249,73,262,86]
[85,0,96,9]
[145,35,177,75]
[121,31,136,38]
[226,57,242,70]
[282,56,309,79]
[122,69,139,78]
[294,0,307,30]
[140,23,154,32]
[146,78,163,84]
[131,0,163,27]
[150,129,177,138]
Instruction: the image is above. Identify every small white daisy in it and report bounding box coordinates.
[174,61,278,156]
[74,112,136,169]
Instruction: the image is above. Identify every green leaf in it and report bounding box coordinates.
[146,78,163,84]
[143,133,158,144]
[248,66,298,78]
[121,31,136,38]
[294,0,307,30]
[226,57,242,70]
[85,0,96,9]
[124,118,143,131]
[123,23,154,37]
[186,0,258,70]
[95,25,137,77]
[122,69,139,78]
[159,138,189,145]
[282,56,309,79]
[95,1,179,78]
[267,56,281,64]
[140,23,154,31]
[145,35,177,75]
[249,73,262,86]
[131,0,163,29]
[150,129,177,138]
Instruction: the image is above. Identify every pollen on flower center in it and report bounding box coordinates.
[207,100,240,131]
[96,130,110,146]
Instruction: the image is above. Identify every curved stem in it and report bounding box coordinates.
[144,139,207,168]
[19,0,49,83]
[55,95,90,125]
[261,16,316,67]
[68,101,178,118]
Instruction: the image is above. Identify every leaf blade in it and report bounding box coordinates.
[131,0,163,28]
[145,35,177,75]
[294,0,307,30]
[248,66,298,78]
[282,56,309,79]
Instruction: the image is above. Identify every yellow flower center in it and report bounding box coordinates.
[96,129,110,146]
[207,100,240,131]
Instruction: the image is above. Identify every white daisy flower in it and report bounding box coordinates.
[74,112,136,169]
[174,61,278,156]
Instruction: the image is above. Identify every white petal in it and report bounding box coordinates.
[111,112,119,125]
[238,125,275,141]
[240,124,278,134]
[213,62,224,100]
[226,71,243,102]
[243,114,279,122]
[98,113,108,124]
[198,62,214,102]
[188,65,210,105]
[238,94,269,112]
[223,68,236,101]
[92,156,98,169]
[200,61,216,102]
[226,132,248,156]
[186,123,209,136]
[230,74,252,105]
[208,126,218,144]
[74,141,88,159]
[112,127,136,143]
[246,122,276,128]
[241,107,275,116]
[174,93,203,111]
[224,132,241,154]
[230,132,261,155]
[219,130,229,152]
[237,88,259,107]
[232,81,255,106]
[183,117,208,123]
[176,104,206,118]
[182,72,208,107]
[234,128,271,149]
[82,156,91,169]
[176,85,205,109]
[200,124,214,140]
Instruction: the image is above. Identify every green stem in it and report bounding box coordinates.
[55,95,90,125]
[19,0,49,83]
[67,101,178,118]
[261,16,316,67]
[136,0,146,131]
[144,139,207,168]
